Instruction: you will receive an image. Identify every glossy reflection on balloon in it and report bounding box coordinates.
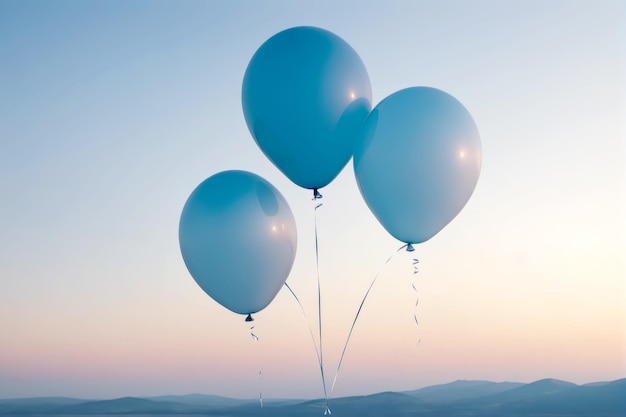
[354,87,482,244]
[179,170,297,316]
[242,26,372,190]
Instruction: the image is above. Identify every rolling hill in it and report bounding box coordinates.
[0,378,623,416]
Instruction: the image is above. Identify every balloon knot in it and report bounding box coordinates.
[245,314,254,322]
[406,243,415,252]
[313,188,323,200]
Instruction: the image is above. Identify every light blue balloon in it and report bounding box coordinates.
[242,26,372,191]
[179,171,297,317]
[354,87,482,244]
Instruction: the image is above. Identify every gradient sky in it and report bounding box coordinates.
[1,0,624,400]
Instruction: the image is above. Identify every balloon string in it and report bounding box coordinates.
[313,200,331,415]
[248,325,262,408]
[283,282,323,366]
[257,365,263,408]
[411,258,421,345]
[282,285,330,414]
[330,243,408,395]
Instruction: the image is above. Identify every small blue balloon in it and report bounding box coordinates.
[179,171,297,316]
[354,87,482,244]
[242,26,372,191]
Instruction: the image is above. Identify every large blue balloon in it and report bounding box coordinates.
[354,87,482,244]
[242,26,372,191]
[179,171,297,317]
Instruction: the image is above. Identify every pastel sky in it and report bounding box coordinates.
[1,0,624,400]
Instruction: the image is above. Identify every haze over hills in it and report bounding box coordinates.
[0,378,624,416]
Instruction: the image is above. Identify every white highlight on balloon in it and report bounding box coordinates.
[271,224,287,233]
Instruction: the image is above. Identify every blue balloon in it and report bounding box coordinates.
[354,87,482,244]
[179,171,297,317]
[242,26,372,191]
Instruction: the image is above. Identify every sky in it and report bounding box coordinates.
[1,0,625,401]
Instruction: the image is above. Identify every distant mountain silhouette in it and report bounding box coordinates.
[145,392,255,407]
[1,378,624,416]
[442,378,625,417]
[403,379,524,402]
[0,397,92,416]
[464,378,578,404]
[0,397,88,406]
[225,392,426,417]
[53,396,195,414]
[507,379,626,416]
[314,391,425,416]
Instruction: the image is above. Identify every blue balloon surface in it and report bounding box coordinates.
[179,170,297,316]
[354,87,482,244]
[242,26,372,190]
